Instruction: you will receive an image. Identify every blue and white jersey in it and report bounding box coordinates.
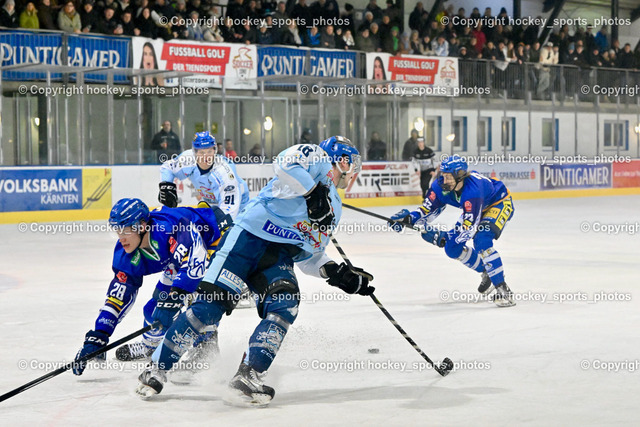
[234,144,341,277]
[413,171,510,244]
[160,150,250,218]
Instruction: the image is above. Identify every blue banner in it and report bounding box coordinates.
[258,46,356,78]
[0,169,83,212]
[0,30,130,82]
[540,164,612,190]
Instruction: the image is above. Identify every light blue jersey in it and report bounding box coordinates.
[160,150,250,218]
[233,144,341,277]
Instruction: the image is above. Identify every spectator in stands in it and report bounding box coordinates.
[432,34,449,56]
[384,0,401,31]
[188,0,208,19]
[241,21,258,44]
[367,132,386,161]
[281,20,302,46]
[306,25,321,47]
[409,30,423,55]
[340,3,354,35]
[458,45,471,59]
[472,24,486,52]
[594,26,608,53]
[368,22,382,51]
[120,10,137,36]
[448,36,460,57]
[610,39,621,56]
[37,0,57,30]
[365,0,382,22]
[321,25,336,48]
[421,35,434,55]
[58,1,82,33]
[408,2,424,34]
[96,5,121,35]
[617,43,636,69]
[135,7,157,38]
[174,0,189,19]
[224,139,238,160]
[257,22,274,44]
[378,14,391,42]
[19,2,40,29]
[290,0,311,30]
[401,129,419,161]
[80,0,98,32]
[221,16,242,42]
[151,120,181,163]
[153,0,175,39]
[186,11,205,40]
[382,25,399,54]
[203,17,223,42]
[342,29,354,49]
[0,0,19,28]
[357,10,373,33]
[355,28,375,52]
[529,41,541,63]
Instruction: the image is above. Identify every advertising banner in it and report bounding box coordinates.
[258,46,356,78]
[472,163,540,192]
[612,160,640,188]
[132,37,257,89]
[344,162,421,198]
[540,163,612,190]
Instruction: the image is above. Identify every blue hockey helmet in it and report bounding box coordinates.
[192,131,216,150]
[440,155,468,175]
[319,135,362,173]
[438,155,468,191]
[109,198,150,228]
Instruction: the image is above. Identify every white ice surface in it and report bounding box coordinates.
[1,195,639,426]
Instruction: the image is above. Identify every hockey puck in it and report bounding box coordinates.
[367,348,380,354]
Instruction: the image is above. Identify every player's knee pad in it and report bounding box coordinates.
[444,239,465,259]
[473,229,495,253]
[198,280,240,316]
[256,279,300,324]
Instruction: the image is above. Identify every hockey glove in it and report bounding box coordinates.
[158,181,178,208]
[422,225,447,247]
[322,262,375,296]
[152,287,187,329]
[304,183,334,231]
[72,330,109,376]
[387,209,416,232]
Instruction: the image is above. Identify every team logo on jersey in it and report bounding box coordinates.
[116,271,128,283]
[464,201,472,212]
[224,185,235,192]
[168,236,178,253]
[294,220,327,249]
[257,324,286,355]
[428,192,436,201]
[262,220,303,241]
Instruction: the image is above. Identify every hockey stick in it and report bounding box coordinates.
[0,321,161,403]
[342,203,423,232]
[329,235,453,377]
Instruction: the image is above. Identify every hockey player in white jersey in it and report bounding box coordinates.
[157,131,249,217]
[135,136,375,406]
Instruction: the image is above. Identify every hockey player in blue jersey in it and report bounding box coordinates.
[135,136,375,405]
[72,198,231,375]
[157,131,249,218]
[388,155,515,307]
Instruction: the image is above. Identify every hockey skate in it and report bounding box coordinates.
[492,283,516,307]
[477,271,494,295]
[135,364,167,399]
[169,330,220,385]
[224,363,275,407]
[115,341,154,361]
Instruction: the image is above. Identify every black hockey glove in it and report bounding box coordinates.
[322,261,375,296]
[158,181,178,207]
[152,287,187,329]
[304,183,334,231]
[73,330,109,376]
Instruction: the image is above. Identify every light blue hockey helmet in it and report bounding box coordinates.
[319,135,362,173]
[192,131,216,150]
[109,198,150,228]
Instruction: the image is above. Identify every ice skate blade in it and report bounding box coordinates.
[169,370,195,385]
[494,299,516,308]
[135,383,160,400]
[223,388,272,408]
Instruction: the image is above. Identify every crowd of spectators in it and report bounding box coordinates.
[1,0,637,71]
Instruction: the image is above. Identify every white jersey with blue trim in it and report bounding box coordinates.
[160,150,250,218]
[234,144,341,277]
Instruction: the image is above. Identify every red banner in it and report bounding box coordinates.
[612,160,640,188]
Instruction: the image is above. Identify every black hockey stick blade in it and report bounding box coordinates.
[342,203,423,232]
[0,321,161,403]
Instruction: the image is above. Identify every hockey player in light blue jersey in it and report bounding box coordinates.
[158,131,249,218]
[135,136,375,405]
[389,155,515,307]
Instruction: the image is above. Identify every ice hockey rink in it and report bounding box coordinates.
[1,195,639,426]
